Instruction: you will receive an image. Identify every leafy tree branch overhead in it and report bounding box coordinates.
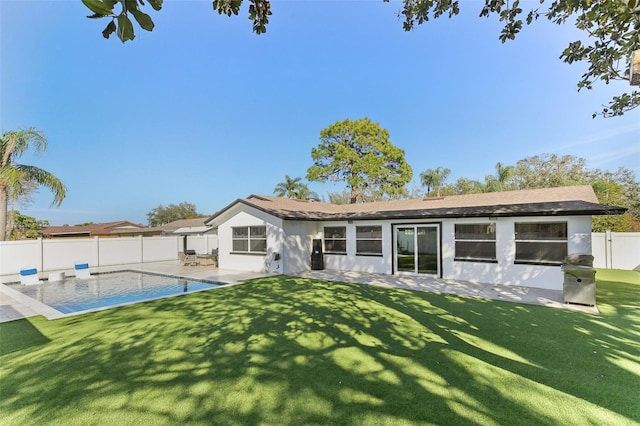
[82,0,640,117]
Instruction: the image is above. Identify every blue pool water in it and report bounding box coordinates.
[7,270,221,314]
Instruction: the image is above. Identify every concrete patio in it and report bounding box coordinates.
[0,260,598,323]
[295,270,598,314]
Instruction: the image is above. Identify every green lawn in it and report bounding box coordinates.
[1,270,639,425]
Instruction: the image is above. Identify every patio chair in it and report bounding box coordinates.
[74,262,92,279]
[183,250,199,266]
[19,267,43,285]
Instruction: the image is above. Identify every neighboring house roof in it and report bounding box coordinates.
[160,218,215,235]
[173,226,215,235]
[109,217,213,236]
[42,221,145,238]
[205,185,626,224]
[162,218,210,230]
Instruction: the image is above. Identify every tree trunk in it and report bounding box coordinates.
[349,185,358,204]
[0,185,8,241]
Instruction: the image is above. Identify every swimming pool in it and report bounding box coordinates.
[5,270,221,314]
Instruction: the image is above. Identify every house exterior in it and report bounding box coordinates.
[204,185,625,291]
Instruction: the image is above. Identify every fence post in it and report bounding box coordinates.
[94,236,100,266]
[605,230,612,269]
[139,235,144,264]
[37,237,44,272]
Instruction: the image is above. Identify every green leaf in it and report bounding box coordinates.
[117,14,135,42]
[130,8,155,31]
[102,19,117,39]
[81,0,115,16]
[147,0,163,11]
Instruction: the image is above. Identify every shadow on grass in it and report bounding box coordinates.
[0,270,638,425]
[0,318,51,355]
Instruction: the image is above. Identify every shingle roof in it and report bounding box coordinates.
[162,218,209,229]
[206,185,626,223]
[42,221,145,237]
[109,218,211,235]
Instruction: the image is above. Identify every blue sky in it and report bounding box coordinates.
[2,0,639,226]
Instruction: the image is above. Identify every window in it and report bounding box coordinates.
[324,226,346,254]
[356,225,382,255]
[455,223,496,262]
[232,226,266,253]
[515,222,567,265]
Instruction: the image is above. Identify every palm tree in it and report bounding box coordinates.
[273,175,311,199]
[485,162,516,192]
[420,166,451,197]
[1,128,67,240]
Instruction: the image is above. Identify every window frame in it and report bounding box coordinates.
[231,225,267,254]
[324,226,347,254]
[454,223,497,263]
[514,222,568,266]
[356,225,383,256]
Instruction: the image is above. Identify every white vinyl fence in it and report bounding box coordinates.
[0,235,218,276]
[0,233,636,276]
[591,232,640,271]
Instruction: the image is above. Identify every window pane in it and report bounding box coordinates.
[357,240,382,254]
[232,227,248,238]
[456,241,496,260]
[250,226,266,238]
[455,224,495,240]
[233,240,248,252]
[516,241,567,263]
[325,240,346,253]
[325,226,346,238]
[515,223,567,240]
[356,226,382,239]
[250,239,267,252]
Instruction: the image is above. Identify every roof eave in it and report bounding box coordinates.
[275,203,627,221]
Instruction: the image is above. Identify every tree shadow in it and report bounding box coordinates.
[0,272,638,424]
[0,318,51,355]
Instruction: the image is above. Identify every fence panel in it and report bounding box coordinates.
[143,237,180,262]
[99,237,143,266]
[611,232,640,270]
[43,239,96,271]
[0,240,41,273]
[591,233,607,269]
[183,235,219,255]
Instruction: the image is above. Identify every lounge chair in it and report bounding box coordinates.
[19,267,43,285]
[74,262,91,279]
[183,250,199,266]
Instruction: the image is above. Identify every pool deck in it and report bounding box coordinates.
[0,261,598,323]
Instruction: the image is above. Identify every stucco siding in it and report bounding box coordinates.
[320,220,392,274]
[217,207,283,273]
[444,216,592,290]
[282,221,320,274]
[215,203,594,290]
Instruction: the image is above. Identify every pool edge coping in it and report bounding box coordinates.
[1,269,240,321]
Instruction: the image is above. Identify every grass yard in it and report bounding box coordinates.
[1,269,639,425]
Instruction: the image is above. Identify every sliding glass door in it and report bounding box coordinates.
[394,224,440,276]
